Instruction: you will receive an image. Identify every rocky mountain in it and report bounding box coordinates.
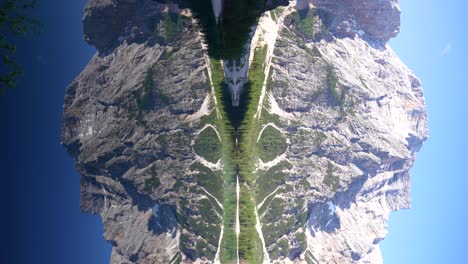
[61,0,427,263]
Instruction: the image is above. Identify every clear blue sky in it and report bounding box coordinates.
[1,0,466,263]
[381,0,468,263]
[0,1,110,263]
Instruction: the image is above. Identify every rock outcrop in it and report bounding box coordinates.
[62,0,427,263]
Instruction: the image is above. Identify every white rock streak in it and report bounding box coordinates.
[254,203,271,264]
[257,153,289,171]
[268,92,296,120]
[214,224,224,264]
[197,124,222,141]
[256,122,285,143]
[200,187,224,210]
[257,185,281,210]
[186,94,211,121]
[194,155,222,171]
[199,30,222,119]
[253,7,295,120]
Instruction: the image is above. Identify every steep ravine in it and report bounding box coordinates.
[62,0,427,263]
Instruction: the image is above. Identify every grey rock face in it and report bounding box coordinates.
[83,0,138,51]
[308,0,401,42]
[62,0,427,263]
[251,1,427,262]
[63,2,224,262]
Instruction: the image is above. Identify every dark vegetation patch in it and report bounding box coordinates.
[261,198,308,255]
[285,7,333,41]
[182,0,267,59]
[178,197,221,261]
[130,67,170,124]
[153,11,189,44]
[211,47,269,263]
[238,185,263,264]
[144,164,161,192]
[193,126,222,163]
[256,160,292,204]
[323,161,340,192]
[209,58,239,262]
[157,131,191,157]
[190,162,223,202]
[270,238,290,260]
[291,129,327,153]
[257,125,287,162]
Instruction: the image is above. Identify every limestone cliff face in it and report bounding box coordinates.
[62,0,427,263]
[63,2,219,262]
[252,2,427,262]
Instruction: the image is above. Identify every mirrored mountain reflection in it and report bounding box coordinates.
[65,0,428,263]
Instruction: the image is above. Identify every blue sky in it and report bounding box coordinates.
[1,0,467,263]
[381,0,468,263]
[0,1,110,263]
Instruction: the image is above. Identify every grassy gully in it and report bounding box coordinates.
[209,45,268,264]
